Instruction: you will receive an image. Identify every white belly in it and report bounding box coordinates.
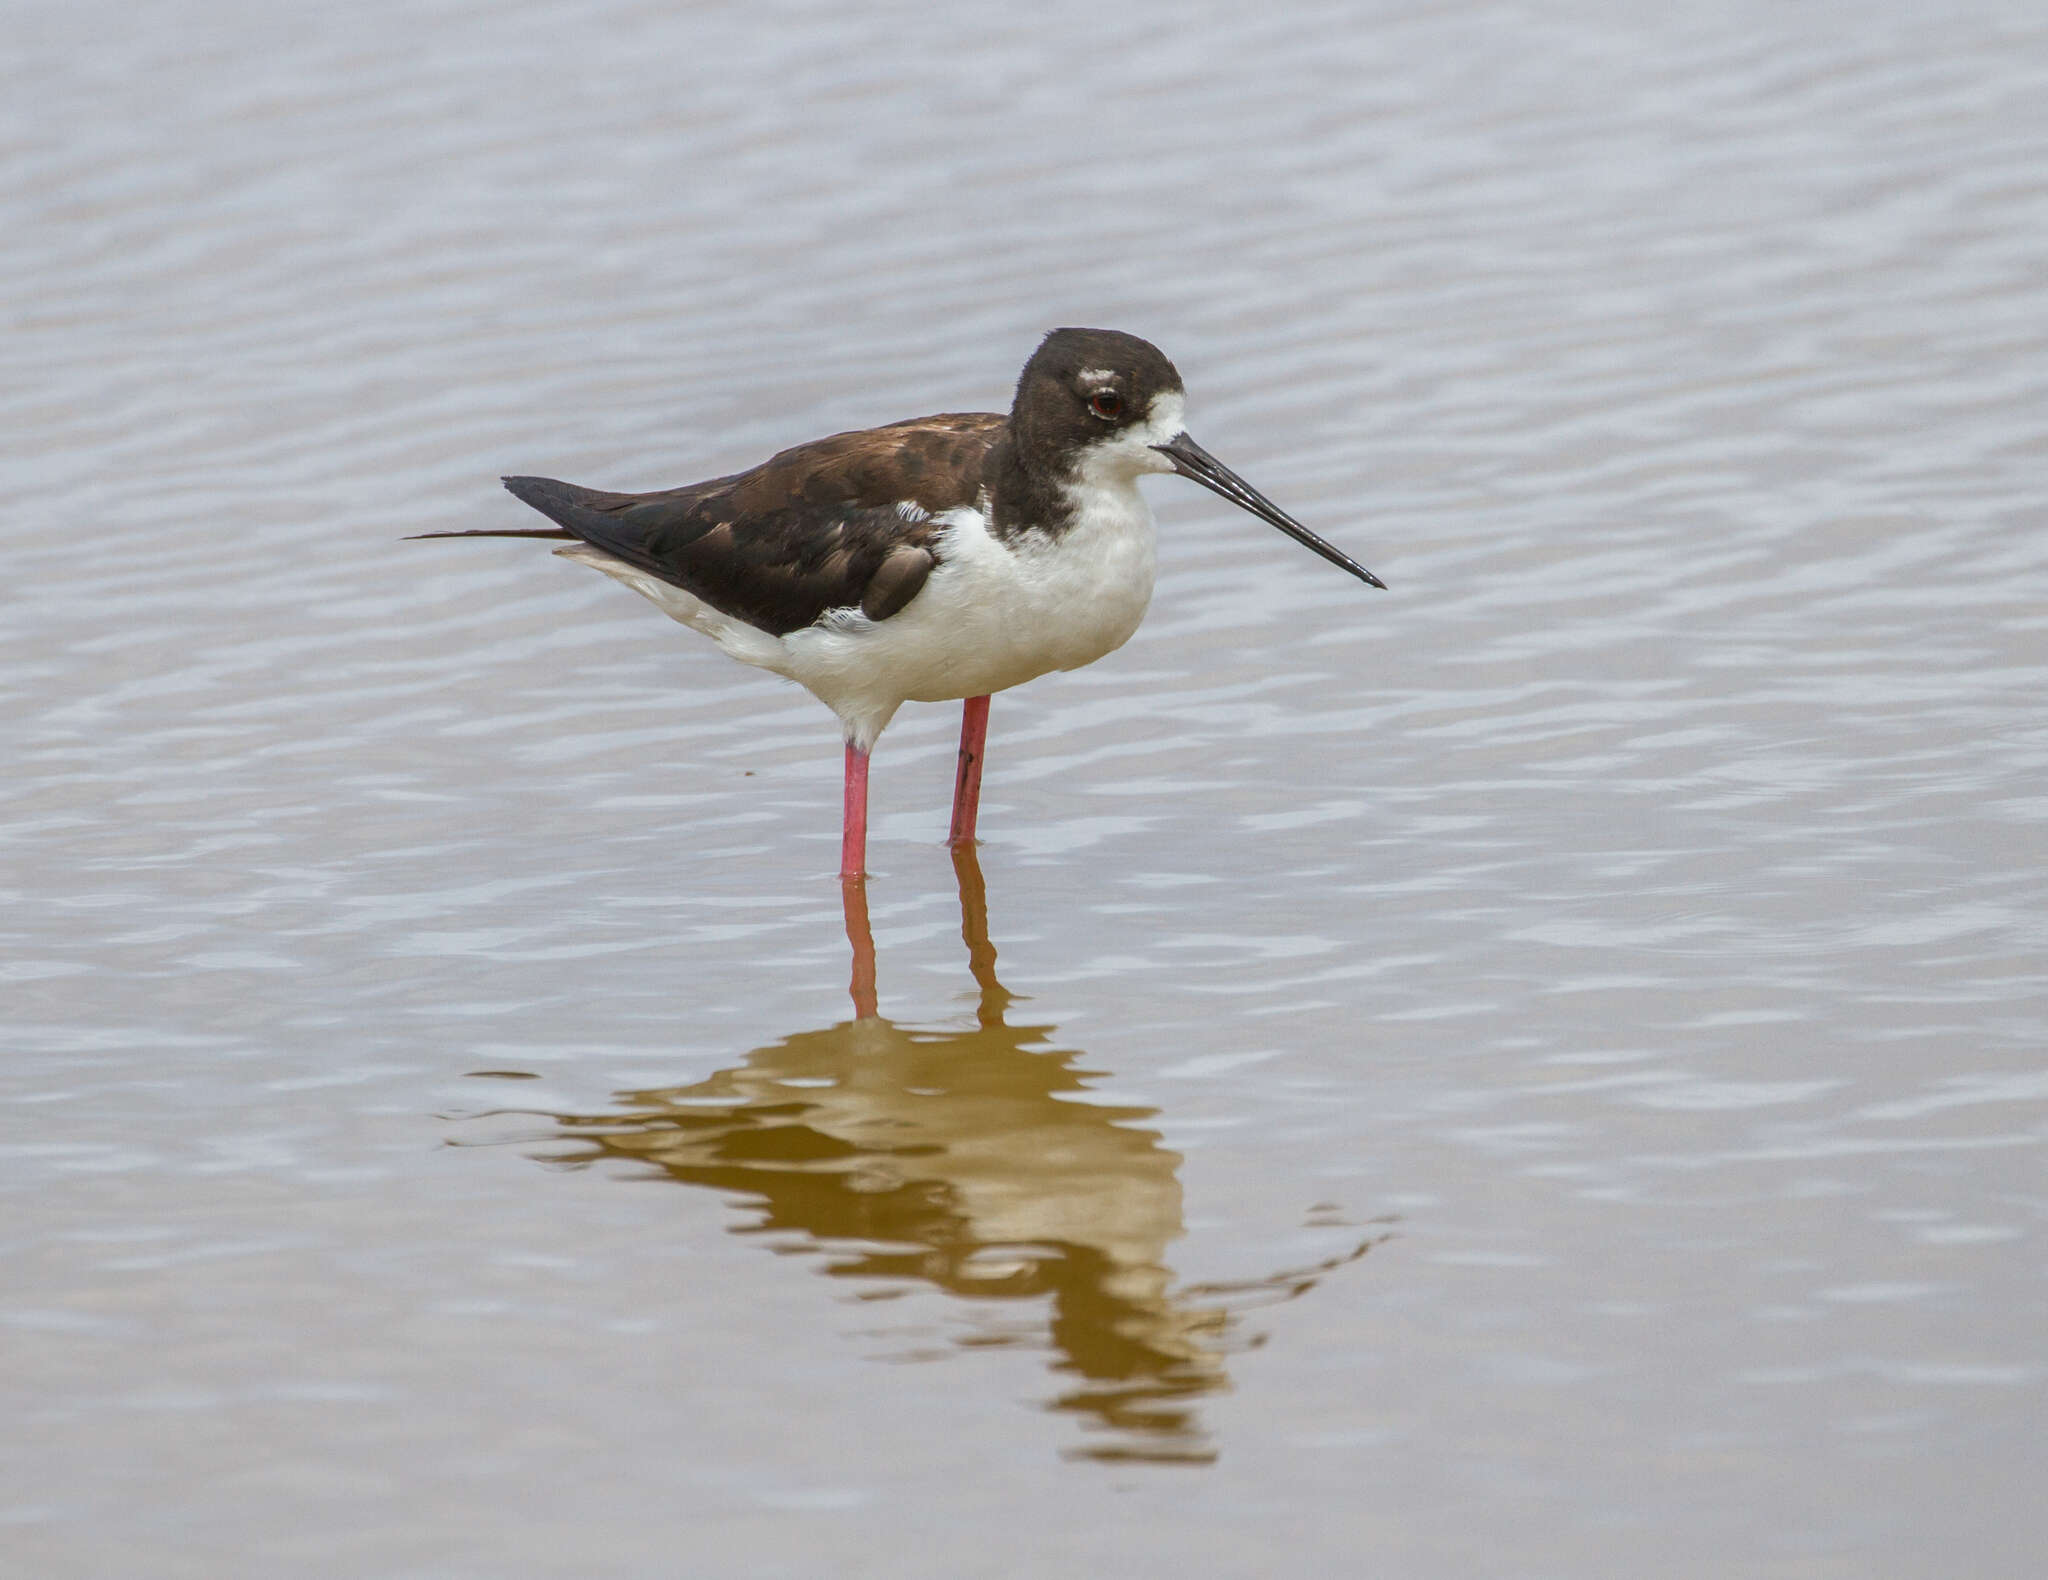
[783,490,1158,748]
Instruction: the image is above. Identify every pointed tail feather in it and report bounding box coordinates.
[406,476,622,542]
[416,477,702,609]
[406,527,576,540]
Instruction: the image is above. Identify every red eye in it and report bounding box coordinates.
[1088,390,1124,420]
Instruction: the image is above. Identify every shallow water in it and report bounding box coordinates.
[6,1,2046,1574]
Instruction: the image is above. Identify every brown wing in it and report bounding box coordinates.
[502,413,1003,637]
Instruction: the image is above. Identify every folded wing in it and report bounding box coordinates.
[504,413,1003,637]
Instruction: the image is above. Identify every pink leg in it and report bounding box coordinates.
[840,741,870,881]
[949,694,990,847]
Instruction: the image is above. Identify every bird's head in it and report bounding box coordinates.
[1011,327,1384,589]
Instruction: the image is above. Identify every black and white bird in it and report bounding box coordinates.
[416,328,1383,877]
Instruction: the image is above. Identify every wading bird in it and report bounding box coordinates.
[416,328,1383,877]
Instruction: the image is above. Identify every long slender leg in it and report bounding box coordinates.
[948,694,991,847]
[840,741,870,881]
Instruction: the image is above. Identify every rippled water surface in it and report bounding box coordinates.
[7,2,2047,1574]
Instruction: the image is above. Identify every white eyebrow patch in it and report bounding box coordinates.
[1076,368,1116,385]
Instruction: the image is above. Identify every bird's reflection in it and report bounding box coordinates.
[471,849,1378,1465]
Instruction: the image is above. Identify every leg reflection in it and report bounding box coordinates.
[480,854,1382,1464]
[952,842,1009,1027]
[841,874,878,1021]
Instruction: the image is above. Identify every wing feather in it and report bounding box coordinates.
[501,413,1001,636]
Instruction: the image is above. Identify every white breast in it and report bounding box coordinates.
[778,481,1159,749]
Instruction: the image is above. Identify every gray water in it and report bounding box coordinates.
[6,2,2046,1574]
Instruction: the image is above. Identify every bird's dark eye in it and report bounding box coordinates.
[1088,390,1124,420]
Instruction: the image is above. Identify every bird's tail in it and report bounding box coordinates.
[407,476,638,542]
[405,527,576,540]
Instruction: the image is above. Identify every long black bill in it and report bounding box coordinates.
[1153,433,1385,590]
